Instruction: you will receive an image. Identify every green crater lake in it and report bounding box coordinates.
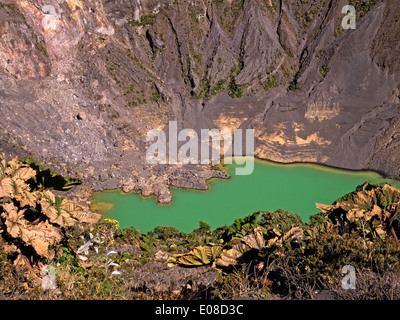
[91,158,400,233]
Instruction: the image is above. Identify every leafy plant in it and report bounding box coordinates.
[266,226,304,249]
[216,227,265,267]
[318,63,329,78]
[213,264,271,300]
[316,182,400,241]
[21,157,81,191]
[154,226,185,240]
[167,244,223,267]
[1,202,63,258]
[349,0,377,18]
[0,157,38,206]
[39,190,88,227]
[210,79,226,96]
[223,211,262,243]
[289,69,302,90]
[228,75,243,99]
[216,225,303,268]
[128,14,158,27]
[260,209,304,237]
[260,75,278,92]
[193,221,212,237]
[0,156,96,260]
[76,219,122,275]
[315,49,323,60]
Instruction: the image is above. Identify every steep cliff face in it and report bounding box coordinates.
[0,0,399,201]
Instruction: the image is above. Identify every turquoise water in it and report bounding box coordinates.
[91,159,400,233]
